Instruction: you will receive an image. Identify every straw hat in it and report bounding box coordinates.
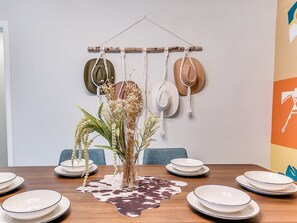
[149,81,179,117]
[173,57,205,96]
[83,58,115,94]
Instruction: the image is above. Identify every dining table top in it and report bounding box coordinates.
[0,164,296,223]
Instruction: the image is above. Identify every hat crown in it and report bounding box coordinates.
[114,81,137,99]
[150,81,179,118]
[155,88,171,111]
[181,63,197,87]
[84,58,115,95]
[92,63,107,85]
[173,57,205,96]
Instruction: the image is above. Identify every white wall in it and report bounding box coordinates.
[0,0,276,167]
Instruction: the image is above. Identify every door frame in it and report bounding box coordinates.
[0,21,14,166]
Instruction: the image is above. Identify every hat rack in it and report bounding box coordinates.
[85,16,204,123]
[88,46,202,53]
[87,16,202,54]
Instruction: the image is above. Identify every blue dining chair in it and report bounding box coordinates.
[143,148,188,165]
[58,149,106,166]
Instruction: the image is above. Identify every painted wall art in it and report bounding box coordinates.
[271,0,297,181]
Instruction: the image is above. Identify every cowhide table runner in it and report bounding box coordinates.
[77,175,187,217]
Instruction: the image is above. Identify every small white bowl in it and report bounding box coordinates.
[0,172,17,190]
[194,185,251,213]
[60,159,93,173]
[1,190,62,220]
[171,158,204,172]
[244,171,293,191]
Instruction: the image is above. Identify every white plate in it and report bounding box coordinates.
[2,190,62,220]
[166,163,209,176]
[193,185,251,213]
[0,196,70,223]
[0,173,17,190]
[60,159,94,173]
[187,192,260,220]
[236,175,297,195]
[244,171,293,191]
[171,158,204,172]
[0,177,24,195]
[55,164,97,177]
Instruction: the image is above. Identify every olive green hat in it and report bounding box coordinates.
[83,58,115,94]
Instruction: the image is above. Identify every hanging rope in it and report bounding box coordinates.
[99,16,196,47]
[144,16,195,47]
[142,48,148,119]
[99,17,146,47]
[88,16,201,52]
[179,47,196,118]
[117,48,127,99]
[158,47,169,136]
[90,47,109,105]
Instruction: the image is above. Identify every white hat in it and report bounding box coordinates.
[149,81,179,118]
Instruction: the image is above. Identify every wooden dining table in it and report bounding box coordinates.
[0,164,296,222]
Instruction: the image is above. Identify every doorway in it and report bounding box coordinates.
[0,21,13,167]
[0,29,7,167]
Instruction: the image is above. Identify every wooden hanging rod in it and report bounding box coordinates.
[87,46,202,53]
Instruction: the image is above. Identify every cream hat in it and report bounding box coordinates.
[149,81,179,118]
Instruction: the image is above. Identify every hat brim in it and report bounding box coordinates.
[83,58,115,95]
[148,81,179,117]
[173,57,205,96]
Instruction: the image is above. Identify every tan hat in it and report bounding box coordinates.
[174,57,205,96]
[84,58,115,94]
[114,81,138,99]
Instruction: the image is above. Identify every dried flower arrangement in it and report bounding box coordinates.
[73,82,159,188]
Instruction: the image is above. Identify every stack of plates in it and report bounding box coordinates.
[55,159,97,177]
[187,185,260,220]
[0,172,24,195]
[0,190,70,223]
[237,171,297,195]
[166,158,209,176]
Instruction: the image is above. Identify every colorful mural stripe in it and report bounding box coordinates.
[288,2,297,42]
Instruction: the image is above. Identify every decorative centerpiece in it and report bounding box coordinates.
[73,82,159,189]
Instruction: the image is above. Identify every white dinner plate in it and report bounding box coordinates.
[171,158,204,172]
[2,190,62,220]
[60,159,94,173]
[187,192,260,220]
[0,196,70,223]
[55,164,97,177]
[236,175,297,195]
[193,185,251,213]
[244,171,293,191]
[0,177,24,195]
[0,173,17,190]
[166,163,209,176]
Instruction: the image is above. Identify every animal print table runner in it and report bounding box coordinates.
[77,175,187,217]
